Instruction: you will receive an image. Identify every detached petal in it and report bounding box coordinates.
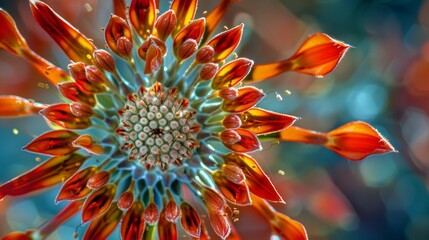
[224,153,284,203]
[239,108,298,135]
[30,0,96,64]
[326,121,396,160]
[206,24,243,62]
[23,130,80,156]
[130,0,157,39]
[82,184,117,223]
[170,0,197,36]
[83,203,122,240]
[0,154,87,199]
[246,33,350,82]
[40,103,92,129]
[211,58,253,90]
[0,96,46,118]
[222,87,265,113]
[212,170,251,206]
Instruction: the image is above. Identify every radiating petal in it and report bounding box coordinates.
[0,9,28,55]
[57,82,96,107]
[204,0,239,40]
[0,154,87,199]
[30,0,96,64]
[246,33,350,82]
[105,15,132,56]
[113,0,127,19]
[170,0,197,36]
[279,125,328,145]
[1,231,34,240]
[326,121,396,160]
[158,208,178,240]
[208,212,231,239]
[82,184,117,223]
[23,130,80,156]
[221,128,262,153]
[40,103,92,129]
[130,0,157,39]
[211,58,253,90]
[206,24,243,62]
[83,203,122,240]
[173,18,205,55]
[56,167,97,202]
[212,170,251,206]
[223,153,284,203]
[121,201,146,240]
[0,96,46,118]
[72,134,104,155]
[239,108,298,135]
[180,202,201,238]
[222,87,265,113]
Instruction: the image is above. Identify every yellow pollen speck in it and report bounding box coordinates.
[86,54,92,60]
[155,9,160,14]
[73,232,78,239]
[203,10,207,15]
[233,52,238,59]
[272,140,280,145]
[285,90,292,95]
[61,177,66,182]
[233,218,239,222]
[84,3,93,12]
[35,157,41,162]
[278,170,285,175]
[75,162,81,166]
[224,26,229,30]
[12,128,19,135]
[276,92,283,101]
[38,82,49,89]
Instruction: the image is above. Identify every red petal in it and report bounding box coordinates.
[0,10,28,55]
[180,202,201,238]
[326,121,396,160]
[83,203,122,240]
[23,130,80,156]
[204,0,238,38]
[105,15,132,55]
[144,44,163,74]
[57,82,96,107]
[208,212,231,239]
[158,208,178,240]
[121,201,146,240]
[202,187,226,211]
[82,184,117,223]
[170,0,197,36]
[0,96,46,118]
[130,0,157,39]
[279,126,328,145]
[40,103,92,129]
[206,24,243,62]
[211,58,253,90]
[113,0,128,19]
[224,153,284,203]
[56,167,97,202]
[0,154,87,199]
[212,170,251,206]
[222,87,265,113]
[30,1,96,64]
[222,128,262,153]
[239,107,298,135]
[173,18,205,55]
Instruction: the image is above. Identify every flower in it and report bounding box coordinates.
[0,0,396,239]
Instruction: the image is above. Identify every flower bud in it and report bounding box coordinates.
[222,114,242,129]
[117,191,134,210]
[93,49,116,72]
[87,171,110,189]
[155,10,176,40]
[70,102,93,118]
[200,63,218,80]
[178,39,197,61]
[85,65,107,84]
[218,87,238,100]
[68,62,86,80]
[117,36,132,58]
[219,129,241,145]
[164,200,180,222]
[196,45,214,63]
[222,164,246,184]
[203,188,225,211]
[144,202,160,225]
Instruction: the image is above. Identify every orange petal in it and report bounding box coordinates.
[279,126,328,145]
[130,0,157,39]
[239,107,298,135]
[180,202,201,238]
[105,15,132,55]
[0,9,28,55]
[57,82,96,107]
[212,170,251,206]
[170,0,197,36]
[40,103,92,129]
[325,121,396,160]
[211,58,253,90]
[0,154,87,199]
[23,130,80,156]
[82,184,117,223]
[30,1,96,64]
[158,208,178,240]
[221,128,262,153]
[121,201,146,240]
[144,43,163,74]
[208,212,231,239]
[206,24,243,62]
[83,203,122,240]
[224,153,284,203]
[173,18,205,55]
[246,33,350,82]
[0,95,46,118]
[202,187,226,212]
[56,167,97,202]
[222,86,265,113]
[72,134,104,155]
[113,0,128,19]
[204,0,239,39]
[252,196,308,240]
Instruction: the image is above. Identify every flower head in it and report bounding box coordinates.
[0,0,396,239]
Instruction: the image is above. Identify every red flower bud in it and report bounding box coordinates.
[117,191,134,210]
[196,45,215,63]
[155,10,176,40]
[144,202,160,225]
[200,63,218,80]
[70,102,93,118]
[222,114,242,129]
[219,129,241,145]
[87,171,110,189]
[178,39,197,60]
[93,49,116,72]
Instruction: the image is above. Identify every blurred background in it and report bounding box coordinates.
[0,0,428,239]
